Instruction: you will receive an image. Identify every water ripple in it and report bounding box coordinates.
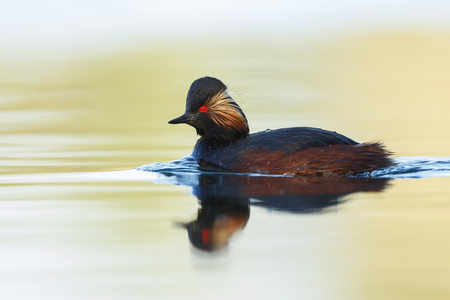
[138,156,450,179]
[366,156,450,178]
[137,156,200,174]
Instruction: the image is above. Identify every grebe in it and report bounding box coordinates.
[169,77,393,177]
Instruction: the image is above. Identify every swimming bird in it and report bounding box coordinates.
[169,76,393,177]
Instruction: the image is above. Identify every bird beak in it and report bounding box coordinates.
[168,113,191,124]
[173,221,189,229]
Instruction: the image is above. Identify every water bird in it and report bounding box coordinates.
[169,77,394,177]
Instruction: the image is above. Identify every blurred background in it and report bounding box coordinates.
[1,2,450,300]
[1,0,450,174]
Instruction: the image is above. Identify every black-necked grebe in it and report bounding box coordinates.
[169,77,393,177]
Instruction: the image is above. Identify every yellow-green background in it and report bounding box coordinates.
[1,4,450,299]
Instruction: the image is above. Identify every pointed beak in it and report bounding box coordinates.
[168,113,191,124]
[173,221,189,229]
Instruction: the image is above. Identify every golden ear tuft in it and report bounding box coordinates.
[204,90,248,132]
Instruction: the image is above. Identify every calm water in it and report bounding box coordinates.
[1,33,450,300]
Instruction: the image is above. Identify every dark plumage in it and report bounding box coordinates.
[169,76,394,177]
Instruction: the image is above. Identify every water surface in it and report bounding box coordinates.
[1,32,450,300]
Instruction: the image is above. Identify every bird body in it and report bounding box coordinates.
[169,77,393,177]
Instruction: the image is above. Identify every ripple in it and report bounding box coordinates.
[138,156,450,179]
[137,156,200,174]
[367,156,450,178]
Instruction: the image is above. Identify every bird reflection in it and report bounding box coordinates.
[174,174,391,252]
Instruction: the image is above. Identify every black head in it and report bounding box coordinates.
[169,77,249,143]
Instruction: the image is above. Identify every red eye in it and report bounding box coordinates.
[202,229,209,244]
[199,106,208,113]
